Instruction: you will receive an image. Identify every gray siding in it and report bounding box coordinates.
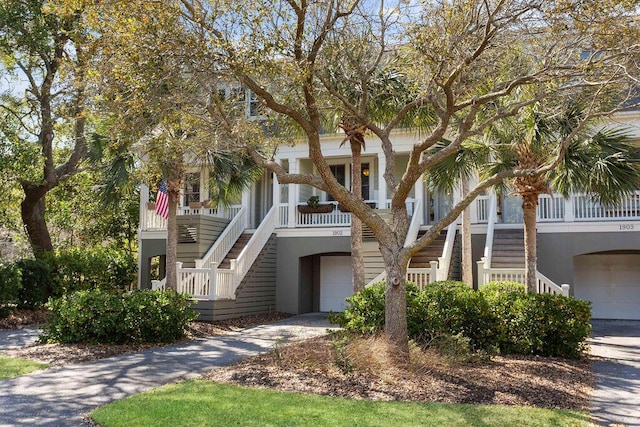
[176,216,230,267]
[193,235,277,321]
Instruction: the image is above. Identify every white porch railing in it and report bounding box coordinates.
[194,206,247,268]
[537,194,564,222]
[366,263,438,289]
[476,195,489,223]
[573,191,640,221]
[295,204,350,227]
[476,266,569,297]
[141,204,242,231]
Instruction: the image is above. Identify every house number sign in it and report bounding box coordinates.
[619,224,635,231]
[332,230,344,236]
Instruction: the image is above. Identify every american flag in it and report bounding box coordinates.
[155,180,169,219]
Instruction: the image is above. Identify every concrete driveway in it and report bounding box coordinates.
[590,320,640,426]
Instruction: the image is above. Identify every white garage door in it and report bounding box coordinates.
[320,256,353,312]
[574,254,640,320]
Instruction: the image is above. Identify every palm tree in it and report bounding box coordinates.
[485,105,640,292]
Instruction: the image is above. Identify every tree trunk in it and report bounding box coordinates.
[522,195,538,293]
[460,175,473,286]
[382,246,409,361]
[20,186,53,257]
[165,182,181,291]
[350,141,365,292]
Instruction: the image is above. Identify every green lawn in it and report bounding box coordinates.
[91,380,589,427]
[0,354,47,379]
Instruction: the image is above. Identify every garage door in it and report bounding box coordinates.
[320,256,353,312]
[574,254,640,320]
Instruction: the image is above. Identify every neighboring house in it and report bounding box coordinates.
[138,110,640,321]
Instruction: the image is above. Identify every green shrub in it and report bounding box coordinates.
[15,258,53,309]
[53,247,136,294]
[333,281,421,335]
[41,289,198,344]
[411,281,499,351]
[0,263,22,317]
[480,282,591,357]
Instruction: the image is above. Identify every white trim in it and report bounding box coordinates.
[276,227,351,238]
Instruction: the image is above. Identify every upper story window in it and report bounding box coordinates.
[183,173,200,206]
[217,85,263,119]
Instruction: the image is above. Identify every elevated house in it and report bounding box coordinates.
[138,108,640,321]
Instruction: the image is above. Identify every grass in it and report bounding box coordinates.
[0,354,47,379]
[91,380,590,427]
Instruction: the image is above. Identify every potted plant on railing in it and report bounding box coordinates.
[297,195,334,214]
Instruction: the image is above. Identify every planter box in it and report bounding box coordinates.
[297,204,334,214]
[189,201,204,209]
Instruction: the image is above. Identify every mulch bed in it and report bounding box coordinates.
[0,309,49,330]
[204,335,592,411]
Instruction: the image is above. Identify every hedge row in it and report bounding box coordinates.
[40,289,198,344]
[333,281,592,358]
[0,247,136,315]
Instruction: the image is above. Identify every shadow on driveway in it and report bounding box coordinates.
[589,320,640,427]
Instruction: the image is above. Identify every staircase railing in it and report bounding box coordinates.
[194,206,247,268]
[536,271,570,296]
[477,193,498,286]
[230,204,279,293]
[404,199,422,247]
[437,221,458,281]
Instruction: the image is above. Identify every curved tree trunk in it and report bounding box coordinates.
[522,194,538,293]
[20,187,53,257]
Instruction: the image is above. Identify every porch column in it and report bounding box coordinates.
[288,158,299,228]
[272,171,281,226]
[377,153,387,208]
[564,195,574,222]
[242,187,251,228]
[140,184,150,231]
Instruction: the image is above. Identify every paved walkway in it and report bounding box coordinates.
[0,328,41,351]
[590,320,640,427]
[0,313,334,427]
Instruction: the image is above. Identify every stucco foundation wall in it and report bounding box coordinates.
[537,231,640,291]
[276,235,351,314]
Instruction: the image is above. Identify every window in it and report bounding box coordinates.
[327,164,346,201]
[183,173,200,206]
[361,163,370,201]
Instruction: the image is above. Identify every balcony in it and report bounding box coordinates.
[141,205,242,232]
[475,191,640,224]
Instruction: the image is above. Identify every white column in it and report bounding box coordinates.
[140,184,150,231]
[564,195,574,222]
[272,172,281,225]
[377,153,387,208]
[242,187,251,227]
[288,158,298,228]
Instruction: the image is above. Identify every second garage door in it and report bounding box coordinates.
[320,256,353,312]
[573,253,640,320]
